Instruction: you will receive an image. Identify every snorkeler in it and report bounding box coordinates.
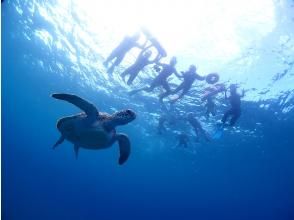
[129,56,181,96]
[157,113,177,134]
[103,33,144,74]
[121,46,161,85]
[187,112,211,142]
[221,84,245,126]
[175,132,189,148]
[157,115,168,134]
[159,65,206,103]
[157,106,182,134]
[201,83,225,118]
[205,96,216,118]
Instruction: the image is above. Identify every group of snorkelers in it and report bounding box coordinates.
[103,30,245,147]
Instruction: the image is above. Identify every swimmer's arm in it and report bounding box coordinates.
[174,69,182,78]
[196,74,206,81]
[138,44,153,57]
[241,89,245,98]
[135,43,144,49]
[149,53,162,64]
[136,38,149,49]
[155,62,164,66]
[175,71,184,79]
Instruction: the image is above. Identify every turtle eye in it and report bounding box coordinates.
[126,110,132,114]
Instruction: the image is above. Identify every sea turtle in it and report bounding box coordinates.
[52,93,136,165]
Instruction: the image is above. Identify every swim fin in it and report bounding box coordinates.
[212,124,224,140]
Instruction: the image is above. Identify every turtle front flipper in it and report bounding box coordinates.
[116,133,131,165]
[52,93,99,120]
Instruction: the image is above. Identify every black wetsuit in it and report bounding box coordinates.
[157,113,178,134]
[121,53,152,85]
[188,116,210,142]
[205,97,216,117]
[222,92,242,126]
[104,36,140,74]
[176,134,189,148]
[149,64,177,92]
[171,70,205,99]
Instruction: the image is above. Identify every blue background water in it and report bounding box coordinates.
[2,0,294,219]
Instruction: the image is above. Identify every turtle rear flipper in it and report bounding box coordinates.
[52,93,98,120]
[53,135,65,149]
[116,134,131,165]
[74,145,79,159]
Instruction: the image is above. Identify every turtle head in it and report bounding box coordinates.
[112,109,136,126]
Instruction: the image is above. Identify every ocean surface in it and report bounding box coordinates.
[2,0,294,219]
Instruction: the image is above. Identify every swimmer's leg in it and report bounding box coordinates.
[222,109,233,124]
[103,52,115,66]
[212,107,216,116]
[144,82,157,92]
[205,110,210,118]
[162,80,171,93]
[127,72,139,85]
[129,86,149,96]
[203,131,211,142]
[171,83,184,95]
[113,54,124,67]
[166,83,185,103]
[229,110,241,126]
[121,69,130,83]
[179,85,191,98]
[159,91,171,103]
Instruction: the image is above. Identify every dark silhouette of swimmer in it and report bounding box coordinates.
[175,132,189,148]
[202,83,225,101]
[205,96,216,118]
[157,113,178,134]
[157,115,167,134]
[201,84,225,118]
[121,46,161,85]
[221,84,245,126]
[157,106,182,134]
[187,113,211,142]
[160,65,206,103]
[129,56,181,96]
[103,33,144,74]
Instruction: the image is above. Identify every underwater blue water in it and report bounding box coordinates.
[2,0,294,219]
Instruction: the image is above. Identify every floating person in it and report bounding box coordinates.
[201,83,225,101]
[187,112,211,142]
[212,84,245,139]
[103,33,144,74]
[175,132,189,148]
[221,84,245,126]
[121,46,161,85]
[129,56,181,96]
[201,83,225,118]
[157,111,177,134]
[205,96,216,118]
[157,114,168,134]
[52,93,136,165]
[157,106,182,134]
[160,65,206,103]
[141,28,167,58]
